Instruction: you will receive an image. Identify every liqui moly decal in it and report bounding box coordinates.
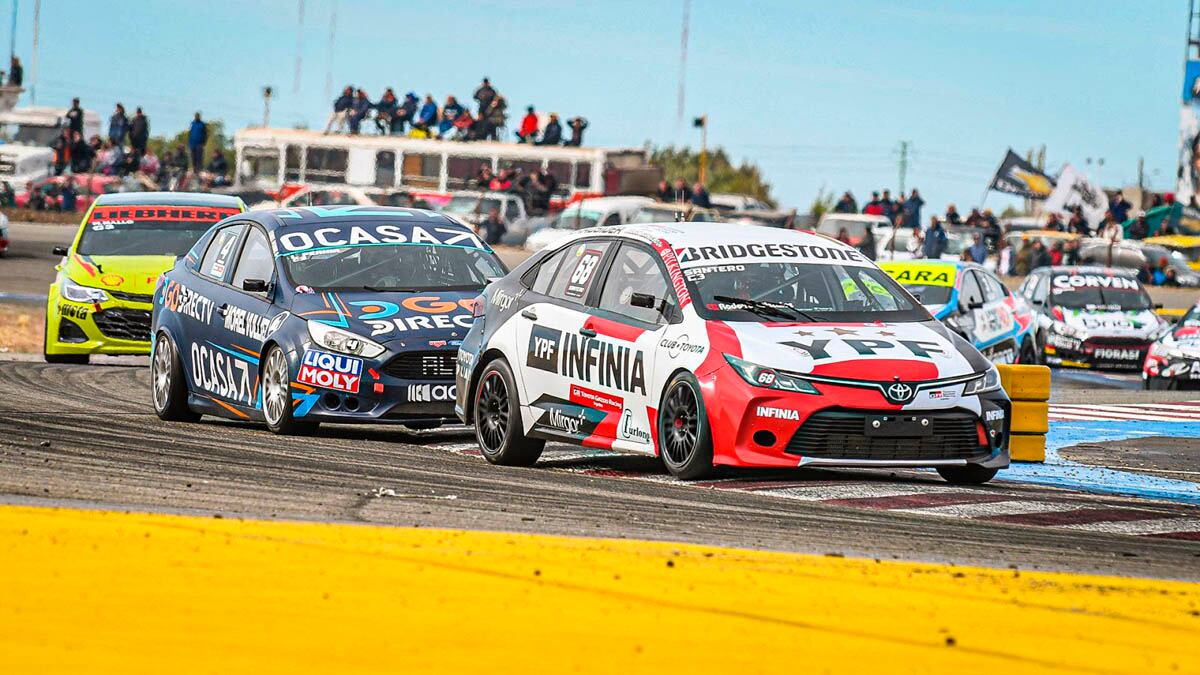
[297,349,363,393]
[653,238,692,307]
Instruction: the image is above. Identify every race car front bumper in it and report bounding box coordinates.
[1143,353,1200,389]
[45,296,153,356]
[1043,333,1150,371]
[697,363,1011,470]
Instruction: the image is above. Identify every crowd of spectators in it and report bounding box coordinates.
[653,178,713,208]
[324,77,589,146]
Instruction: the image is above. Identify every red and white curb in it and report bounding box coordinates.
[1048,401,1200,422]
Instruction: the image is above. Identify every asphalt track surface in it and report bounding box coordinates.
[2,358,1198,581]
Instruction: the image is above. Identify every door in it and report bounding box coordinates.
[589,242,676,452]
[513,239,616,442]
[949,269,985,342]
[972,269,1018,362]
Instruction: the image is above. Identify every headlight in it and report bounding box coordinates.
[307,320,385,359]
[61,277,111,303]
[963,366,1001,396]
[724,354,819,394]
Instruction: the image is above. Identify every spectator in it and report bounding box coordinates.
[324,86,354,134]
[981,209,1001,249]
[670,178,692,203]
[944,203,962,225]
[537,113,562,145]
[65,97,84,136]
[473,78,496,114]
[414,94,438,134]
[862,191,883,215]
[835,227,852,245]
[95,140,118,175]
[108,103,128,147]
[691,182,711,208]
[466,111,494,142]
[922,217,948,259]
[488,167,513,192]
[564,116,588,146]
[479,207,507,245]
[129,107,149,157]
[1152,258,1169,286]
[517,106,539,143]
[655,180,672,202]
[1127,211,1149,240]
[968,233,988,264]
[1044,213,1064,231]
[964,208,984,227]
[169,144,189,174]
[439,95,465,138]
[1164,266,1180,287]
[348,89,372,135]
[1067,211,1090,236]
[996,236,1013,275]
[206,150,229,186]
[1030,240,1052,270]
[1098,212,1123,242]
[52,128,71,175]
[374,88,399,135]
[138,148,159,176]
[902,189,924,230]
[857,224,876,261]
[70,131,94,173]
[188,112,208,173]
[1063,238,1081,266]
[526,168,555,213]
[1109,193,1132,223]
[396,92,420,133]
[60,179,77,212]
[1151,219,1170,238]
[448,108,475,141]
[485,95,507,139]
[1049,241,1064,266]
[473,164,494,189]
[879,189,895,221]
[7,56,21,86]
[833,191,857,213]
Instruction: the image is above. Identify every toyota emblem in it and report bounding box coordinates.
[886,382,913,403]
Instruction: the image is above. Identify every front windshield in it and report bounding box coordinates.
[77,204,242,256]
[631,207,677,223]
[1180,304,1200,328]
[817,218,869,242]
[1049,273,1151,311]
[553,209,600,230]
[0,122,59,146]
[685,261,929,322]
[443,196,500,216]
[283,242,505,290]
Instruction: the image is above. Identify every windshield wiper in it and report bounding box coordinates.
[357,285,422,293]
[712,295,820,322]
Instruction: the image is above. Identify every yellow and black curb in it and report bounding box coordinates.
[997,364,1051,462]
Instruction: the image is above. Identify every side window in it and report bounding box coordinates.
[548,240,613,304]
[980,272,1007,303]
[525,248,568,294]
[504,200,521,222]
[232,227,274,291]
[597,243,673,324]
[601,212,621,227]
[1034,274,1050,304]
[199,225,244,280]
[959,271,985,308]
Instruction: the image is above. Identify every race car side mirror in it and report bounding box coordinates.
[53,245,68,256]
[242,278,269,293]
[966,300,984,311]
[1153,303,1164,310]
[630,292,657,309]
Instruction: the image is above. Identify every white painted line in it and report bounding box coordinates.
[1058,517,1200,535]
[1079,404,1200,417]
[891,500,1068,518]
[437,442,481,452]
[1049,410,1200,422]
[762,483,958,502]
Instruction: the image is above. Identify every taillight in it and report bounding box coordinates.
[471,294,487,319]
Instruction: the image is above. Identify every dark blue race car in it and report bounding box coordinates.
[150,205,506,434]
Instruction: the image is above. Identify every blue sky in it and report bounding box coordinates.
[10,0,1185,212]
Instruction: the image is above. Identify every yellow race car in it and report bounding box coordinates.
[44,192,244,364]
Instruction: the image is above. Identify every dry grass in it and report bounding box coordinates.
[0,208,79,225]
[0,303,44,355]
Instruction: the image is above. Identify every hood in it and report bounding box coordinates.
[1163,326,1200,355]
[66,253,176,297]
[729,319,989,382]
[290,288,478,347]
[1059,307,1161,339]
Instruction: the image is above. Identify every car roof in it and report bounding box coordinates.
[1045,265,1137,277]
[249,205,463,230]
[584,221,856,252]
[564,196,654,209]
[92,191,244,208]
[819,213,891,222]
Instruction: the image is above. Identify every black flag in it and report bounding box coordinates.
[989,150,1055,199]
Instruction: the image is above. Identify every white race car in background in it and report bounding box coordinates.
[1144,300,1200,389]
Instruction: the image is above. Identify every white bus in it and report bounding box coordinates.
[233,127,656,201]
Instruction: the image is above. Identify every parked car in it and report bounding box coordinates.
[709,193,770,213]
[0,211,9,257]
[725,209,797,229]
[15,174,124,212]
[440,190,548,245]
[1142,235,1200,272]
[1076,239,1200,287]
[523,196,653,252]
[815,213,892,248]
[629,202,721,224]
[876,226,974,263]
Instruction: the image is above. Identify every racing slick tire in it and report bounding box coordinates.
[42,314,89,364]
[262,344,319,436]
[658,372,715,480]
[473,358,544,466]
[936,465,998,485]
[151,332,200,423]
[1145,376,1173,391]
[1018,336,1038,366]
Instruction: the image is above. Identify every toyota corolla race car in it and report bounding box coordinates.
[45,192,246,364]
[1143,299,1200,389]
[150,206,506,433]
[1017,266,1166,370]
[880,260,1035,365]
[456,224,1010,483]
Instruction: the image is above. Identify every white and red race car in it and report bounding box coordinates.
[1144,299,1200,390]
[455,224,1011,483]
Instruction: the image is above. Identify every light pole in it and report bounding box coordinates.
[262,86,273,128]
[693,114,707,185]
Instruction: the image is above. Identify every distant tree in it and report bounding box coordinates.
[999,204,1023,218]
[651,146,775,206]
[809,186,835,218]
[147,119,234,169]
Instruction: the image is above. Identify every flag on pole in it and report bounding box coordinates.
[1044,164,1107,226]
[989,149,1056,199]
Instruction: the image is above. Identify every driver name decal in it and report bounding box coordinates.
[276,224,484,254]
[527,325,647,395]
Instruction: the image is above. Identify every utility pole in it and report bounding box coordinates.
[1138,156,1145,190]
[9,0,17,61]
[324,0,337,102]
[28,0,36,103]
[262,86,273,128]
[693,114,708,185]
[676,0,689,125]
[293,0,304,96]
[897,140,911,194]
